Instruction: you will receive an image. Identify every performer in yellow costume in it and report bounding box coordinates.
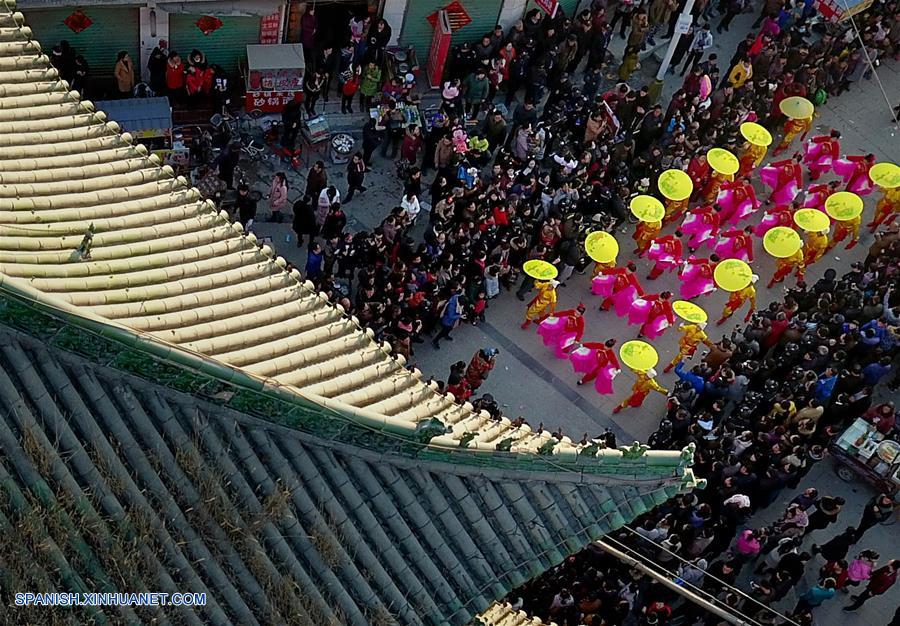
[738,142,767,179]
[767,249,805,288]
[773,115,813,156]
[663,323,713,373]
[868,186,900,232]
[716,282,757,325]
[702,171,734,205]
[612,369,668,414]
[632,219,662,255]
[663,197,690,225]
[828,214,862,251]
[521,279,558,329]
[802,229,830,268]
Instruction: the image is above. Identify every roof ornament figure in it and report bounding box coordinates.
[76,223,95,260]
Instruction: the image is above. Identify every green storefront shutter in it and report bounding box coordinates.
[22,7,139,77]
[399,0,502,71]
[525,0,583,19]
[168,14,262,75]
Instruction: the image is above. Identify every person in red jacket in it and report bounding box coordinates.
[688,152,712,200]
[843,560,898,611]
[165,51,185,96]
[464,348,497,392]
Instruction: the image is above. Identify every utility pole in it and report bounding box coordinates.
[649,0,696,103]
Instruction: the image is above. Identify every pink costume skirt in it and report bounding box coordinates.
[680,266,716,300]
[591,273,616,297]
[553,332,579,359]
[833,159,874,196]
[803,142,833,176]
[760,166,799,205]
[754,211,781,237]
[642,313,671,340]
[718,189,756,225]
[628,298,652,326]
[681,213,716,249]
[569,346,597,373]
[714,237,751,262]
[537,316,565,345]
[614,285,639,318]
[594,363,619,395]
[646,242,679,271]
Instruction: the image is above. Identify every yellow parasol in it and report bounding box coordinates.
[793,208,831,232]
[523,260,558,280]
[630,195,666,222]
[707,148,740,176]
[585,231,620,264]
[713,258,753,292]
[869,162,900,189]
[763,226,803,258]
[740,122,773,147]
[673,300,708,324]
[619,340,659,372]
[824,191,864,222]
[657,169,693,201]
[779,96,814,120]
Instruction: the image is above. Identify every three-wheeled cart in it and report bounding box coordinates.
[830,418,900,495]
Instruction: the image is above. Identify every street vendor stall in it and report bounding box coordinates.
[95,97,188,167]
[244,43,305,115]
[831,417,900,495]
[369,102,423,129]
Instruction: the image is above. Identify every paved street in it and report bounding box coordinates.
[238,13,900,625]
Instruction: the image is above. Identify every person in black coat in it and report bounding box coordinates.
[291,195,317,247]
[813,526,859,563]
[361,118,381,167]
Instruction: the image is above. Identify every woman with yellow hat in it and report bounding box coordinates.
[521,279,559,329]
[613,369,667,414]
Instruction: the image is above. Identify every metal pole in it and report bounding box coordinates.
[596,540,753,626]
[649,0,696,103]
[840,0,899,126]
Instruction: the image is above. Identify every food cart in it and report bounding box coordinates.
[244,43,305,115]
[830,418,900,495]
[95,97,188,167]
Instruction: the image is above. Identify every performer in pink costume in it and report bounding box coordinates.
[803,130,841,181]
[717,179,759,226]
[832,153,876,196]
[679,255,719,300]
[629,291,676,340]
[644,233,683,280]
[755,200,800,238]
[537,305,586,358]
[803,180,841,211]
[572,339,620,395]
[595,262,645,318]
[760,155,803,205]
[679,205,721,252]
[714,226,755,262]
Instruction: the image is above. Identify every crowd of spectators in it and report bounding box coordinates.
[281,0,899,375]
[269,1,900,624]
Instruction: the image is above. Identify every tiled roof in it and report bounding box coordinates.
[0,318,688,625]
[0,3,693,468]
